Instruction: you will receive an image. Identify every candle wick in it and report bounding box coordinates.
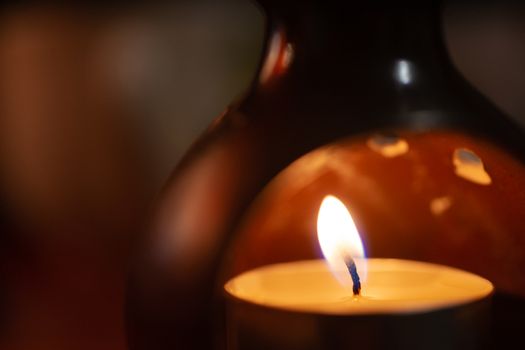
[344,257,361,296]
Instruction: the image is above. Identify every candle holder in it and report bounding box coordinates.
[127,1,525,349]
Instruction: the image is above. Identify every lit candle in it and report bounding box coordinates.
[224,196,494,350]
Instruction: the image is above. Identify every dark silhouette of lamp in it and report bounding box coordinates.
[127,1,525,349]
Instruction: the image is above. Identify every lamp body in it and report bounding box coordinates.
[127,1,525,349]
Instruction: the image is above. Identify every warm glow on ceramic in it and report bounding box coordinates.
[317,195,366,284]
[226,196,493,316]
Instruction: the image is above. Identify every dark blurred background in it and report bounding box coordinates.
[0,0,524,349]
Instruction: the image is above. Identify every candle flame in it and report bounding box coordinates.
[317,195,367,285]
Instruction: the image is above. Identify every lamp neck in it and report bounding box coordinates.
[257,1,447,81]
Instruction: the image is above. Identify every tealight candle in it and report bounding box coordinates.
[224,196,494,350]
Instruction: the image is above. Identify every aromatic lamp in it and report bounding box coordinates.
[127,1,525,349]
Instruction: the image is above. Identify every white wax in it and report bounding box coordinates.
[224,259,493,315]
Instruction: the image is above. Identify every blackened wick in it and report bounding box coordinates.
[344,257,361,296]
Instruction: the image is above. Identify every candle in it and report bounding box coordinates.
[224,196,494,350]
[225,259,493,316]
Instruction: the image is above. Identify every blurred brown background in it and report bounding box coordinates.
[0,0,524,349]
